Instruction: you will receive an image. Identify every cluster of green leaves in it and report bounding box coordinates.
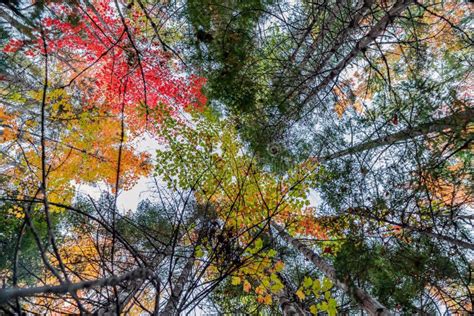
[334,237,459,311]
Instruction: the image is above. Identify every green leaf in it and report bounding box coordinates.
[322,278,332,291]
[270,273,279,282]
[267,249,277,257]
[319,301,328,312]
[312,279,321,295]
[303,276,313,288]
[270,282,284,293]
[195,246,204,258]
[324,290,331,300]
[254,238,263,251]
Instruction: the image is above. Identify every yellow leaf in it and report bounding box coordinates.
[295,288,305,301]
[231,276,241,285]
[310,305,318,315]
[325,290,331,300]
[263,294,272,305]
[270,281,284,294]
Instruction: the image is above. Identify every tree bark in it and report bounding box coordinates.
[299,0,413,108]
[272,223,392,316]
[297,0,375,85]
[161,253,195,316]
[276,272,308,316]
[318,109,474,163]
[349,208,474,250]
[0,268,151,306]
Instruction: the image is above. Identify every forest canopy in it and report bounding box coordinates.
[0,0,472,314]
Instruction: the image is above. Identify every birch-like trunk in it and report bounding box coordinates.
[272,223,392,316]
[161,253,195,316]
[299,0,413,108]
[319,109,473,163]
[276,272,307,316]
[349,208,474,250]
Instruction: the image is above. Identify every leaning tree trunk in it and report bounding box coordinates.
[349,208,474,250]
[318,108,474,163]
[272,223,392,316]
[0,268,151,309]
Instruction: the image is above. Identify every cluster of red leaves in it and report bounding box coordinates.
[2,39,24,53]
[3,0,207,127]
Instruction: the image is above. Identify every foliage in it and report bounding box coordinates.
[0,0,472,314]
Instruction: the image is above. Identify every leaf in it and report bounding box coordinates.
[255,285,265,295]
[231,276,241,285]
[303,276,313,288]
[295,288,305,301]
[243,280,252,293]
[270,281,284,293]
[312,279,321,294]
[274,260,285,272]
[270,273,279,282]
[254,238,263,251]
[322,278,332,291]
[267,249,277,257]
[324,290,331,300]
[263,294,272,305]
[195,246,204,258]
[319,301,328,312]
[310,305,318,315]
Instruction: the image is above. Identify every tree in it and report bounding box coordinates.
[0,0,472,314]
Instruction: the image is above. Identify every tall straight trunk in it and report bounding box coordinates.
[162,219,207,316]
[296,0,375,83]
[95,238,180,314]
[299,0,413,108]
[318,109,473,163]
[282,0,374,84]
[161,253,195,316]
[272,223,392,316]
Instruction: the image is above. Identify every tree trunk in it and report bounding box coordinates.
[300,0,413,108]
[349,208,474,250]
[276,272,308,316]
[161,253,195,316]
[319,109,474,163]
[297,0,375,84]
[0,268,150,306]
[272,223,392,316]
[282,0,374,85]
